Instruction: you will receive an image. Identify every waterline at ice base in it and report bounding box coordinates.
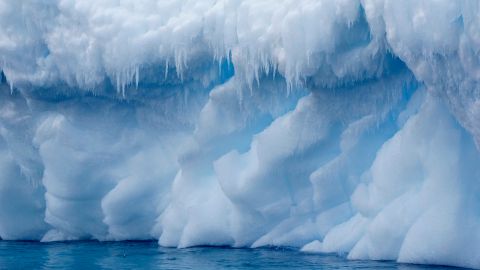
[1,0,480,269]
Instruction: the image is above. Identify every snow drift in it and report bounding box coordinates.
[1,0,480,268]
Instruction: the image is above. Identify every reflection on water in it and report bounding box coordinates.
[0,241,465,270]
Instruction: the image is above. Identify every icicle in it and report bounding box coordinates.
[254,62,260,89]
[218,56,222,77]
[135,66,139,89]
[165,59,169,80]
[122,75,126,98]
[116,73,121,94]
[9,80,13,94]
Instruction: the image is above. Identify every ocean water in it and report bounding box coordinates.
[0,241,465,270]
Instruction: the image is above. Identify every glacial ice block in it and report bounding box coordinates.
[1,0,480,269]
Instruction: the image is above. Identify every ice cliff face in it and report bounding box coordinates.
[1,0,480,268]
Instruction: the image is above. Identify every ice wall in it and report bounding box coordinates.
[1,0,480,269]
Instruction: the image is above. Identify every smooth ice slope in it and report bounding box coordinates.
[1,0,480,269]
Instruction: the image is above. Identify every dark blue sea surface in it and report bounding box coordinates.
[0,241,465,270]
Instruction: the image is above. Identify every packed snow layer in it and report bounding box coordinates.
[1,0,480,269]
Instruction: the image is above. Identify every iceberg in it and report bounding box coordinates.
[1,0,480,268]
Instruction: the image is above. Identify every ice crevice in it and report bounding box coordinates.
[1,0,480,269]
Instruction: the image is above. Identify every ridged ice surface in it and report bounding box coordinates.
[1,0,480,269]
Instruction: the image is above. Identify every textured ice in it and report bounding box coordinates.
[1,0,480,269]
